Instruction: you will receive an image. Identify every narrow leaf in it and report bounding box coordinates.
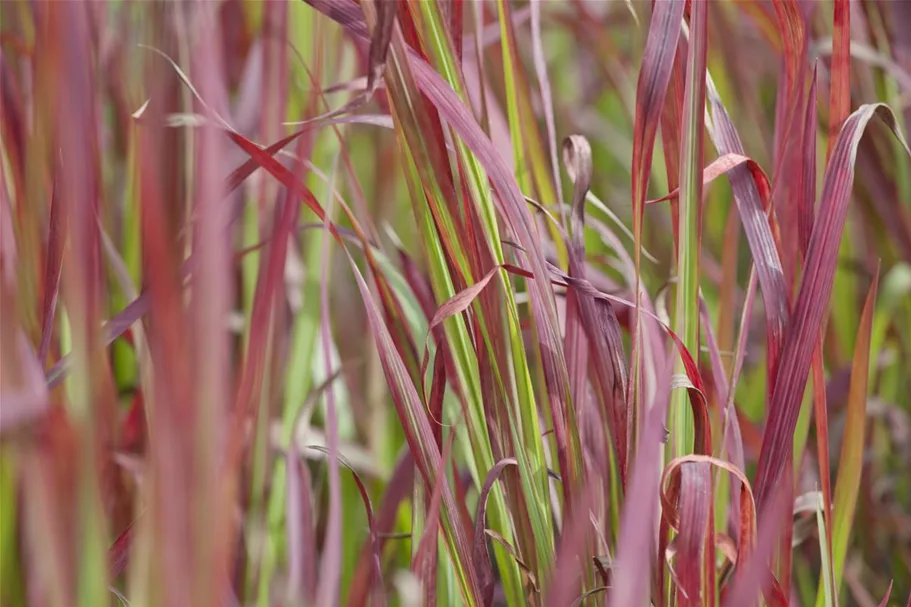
[706,76,790,379]
[345,249,484,604]
[755,104,909,512]
[367,0,397,93]
[827,0,851,157]
[630,0,686,420]
[826,267,880,600]
[473,458,518,605]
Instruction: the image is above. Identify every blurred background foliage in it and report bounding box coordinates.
[1,1,910,606]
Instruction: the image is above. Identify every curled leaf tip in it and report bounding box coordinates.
[562,135,594,232]
[561,134,593,188]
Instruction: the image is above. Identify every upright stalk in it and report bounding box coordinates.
[672,4,707,458]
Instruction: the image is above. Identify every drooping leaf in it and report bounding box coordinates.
[706,76,790,380]
[721,474,791,607]
[645,153,771,208]
[754,104,910,512]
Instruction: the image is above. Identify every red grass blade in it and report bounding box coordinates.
[805,71,831,593]
[108,516,139,580]
[563,135,628,490]
[721,476,790,607]
[413,429,456,604]
[676,462,713,607]
[631,0,687,231]
[345,248,484,603]
[877,580,893,607]
[754,104,910,513]
[305,4,578,521]
[420,263,502,375]
[706,80,789,380]
[540,263,712,456]
[799,67,818,257]
[661,456,756,586]
[629,0,687,417]
[827,0,851,157]
[542,481,599,606]
[770,0,807,166]
[646,153,771,207]
[367,0,397,94]
[474,458,518,605]
[659,34,685,245]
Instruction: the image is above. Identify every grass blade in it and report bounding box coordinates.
[563,135,627,490]
[630,0,686,424]
[821,267,880,603]
[706,76,790,379]
[754,104,910,513]
[671,0,708,459]
[675,462,713,607]
[285,444,317,602]
[345,249,484,604]
[827,0,851,157]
